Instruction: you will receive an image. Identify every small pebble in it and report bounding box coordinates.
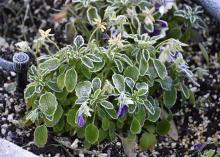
[7,113,14,122]
[1,128,6,135]
[10,71,16,77]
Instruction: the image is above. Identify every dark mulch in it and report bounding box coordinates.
[0,0,220,157]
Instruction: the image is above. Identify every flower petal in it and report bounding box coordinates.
[77,114,85,128]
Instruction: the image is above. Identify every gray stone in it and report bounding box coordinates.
[198,0,220,22]
[0,138,38,157]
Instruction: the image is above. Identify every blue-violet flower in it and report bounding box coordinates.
[152,20,168,37]
[178,64,193,78]
[117,104,129,118]
[169,51,180,62]
[117,93,134,118]
[77,113,85,128]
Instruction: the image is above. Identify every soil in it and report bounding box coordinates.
[0,0,220,157]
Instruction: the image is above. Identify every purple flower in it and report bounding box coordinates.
[155,2,162,10]
[192,143,205,152]
[151,20,168,36]
[103,33,110,41]
[178,64,193,78]
[152,29,161,36]
[156,20,168,28]
[153,0,175,15]
[169,51,180,62]
[117,104,128,118]
[179,64,187,70]
[77,114,85,128]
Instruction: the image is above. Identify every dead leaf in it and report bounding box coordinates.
[161,109,179,141]
[51,8,68,23]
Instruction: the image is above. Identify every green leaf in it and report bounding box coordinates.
[139,132,157,150]
[92,89,101,100]
[105,108,117,119]
[75,96,88,104]
[117,54,133,66]
[26,109,38,123]
[136,82,149,96]
[24,84,36,99]
[143,121,155,134]
[153,59,167,79]
[147,60,158,79]
[135,105,146,126]
[163,87,177,108]
[87,54,102,62]
[114,59,123,73]
[79,63,92,79]
[204,150,215,157]
[143,99,155,115]
[112,74,125,92]
[47,81,62,92]
[199,43,209,64]
[90,60,105,72]
[53,116,65,133]
[74,35,84,48]
[66,109,77,127]
[34,125,48,148]
[92,77,101,91]
[65,68,77,92]
[75,81,92,98]
[139,52,149,76]
[124,66,140,81]
[65,21,77,42]
[102,118,110,131]
[180,83,190,99]
[144,23,154,32]
[39,92,58,116]
[125,77,135,90]
[81,56,94,69]
[100,100,114,109]
[156,119,171,136]
[45,105,63,127]
[130,117,141,134]
[189,90,195,105]
[57,72,65,90]
[142,49,150,61]
[85,124,99,144]
[128,103,137,114]
[98,129,108,142]
[87,6,99,25]
[147,107,161,122]
[39,58,60,72]
[169,27,182,39]
[156,76,173,91]
[109,122,116,140]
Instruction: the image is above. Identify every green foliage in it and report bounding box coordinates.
[130,117,141,134]
[163,87,177,108]
[65,68,77,92]
[85,124,99,144]
[23,0,195,152]
[199,43,209,64]
[156,119,171,136]
[34,125,48,148]
[167,5,206,43]
[175,5,206,29]
[39,92,58,117]
[139,132,157,150]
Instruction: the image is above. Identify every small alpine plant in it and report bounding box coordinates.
[23,0,198,155]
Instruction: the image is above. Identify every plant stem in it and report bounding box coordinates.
[47,38,60,51]
[89,27,99,43]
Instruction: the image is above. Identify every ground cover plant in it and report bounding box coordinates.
[1,0,220,156]
[22,0,199,156]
